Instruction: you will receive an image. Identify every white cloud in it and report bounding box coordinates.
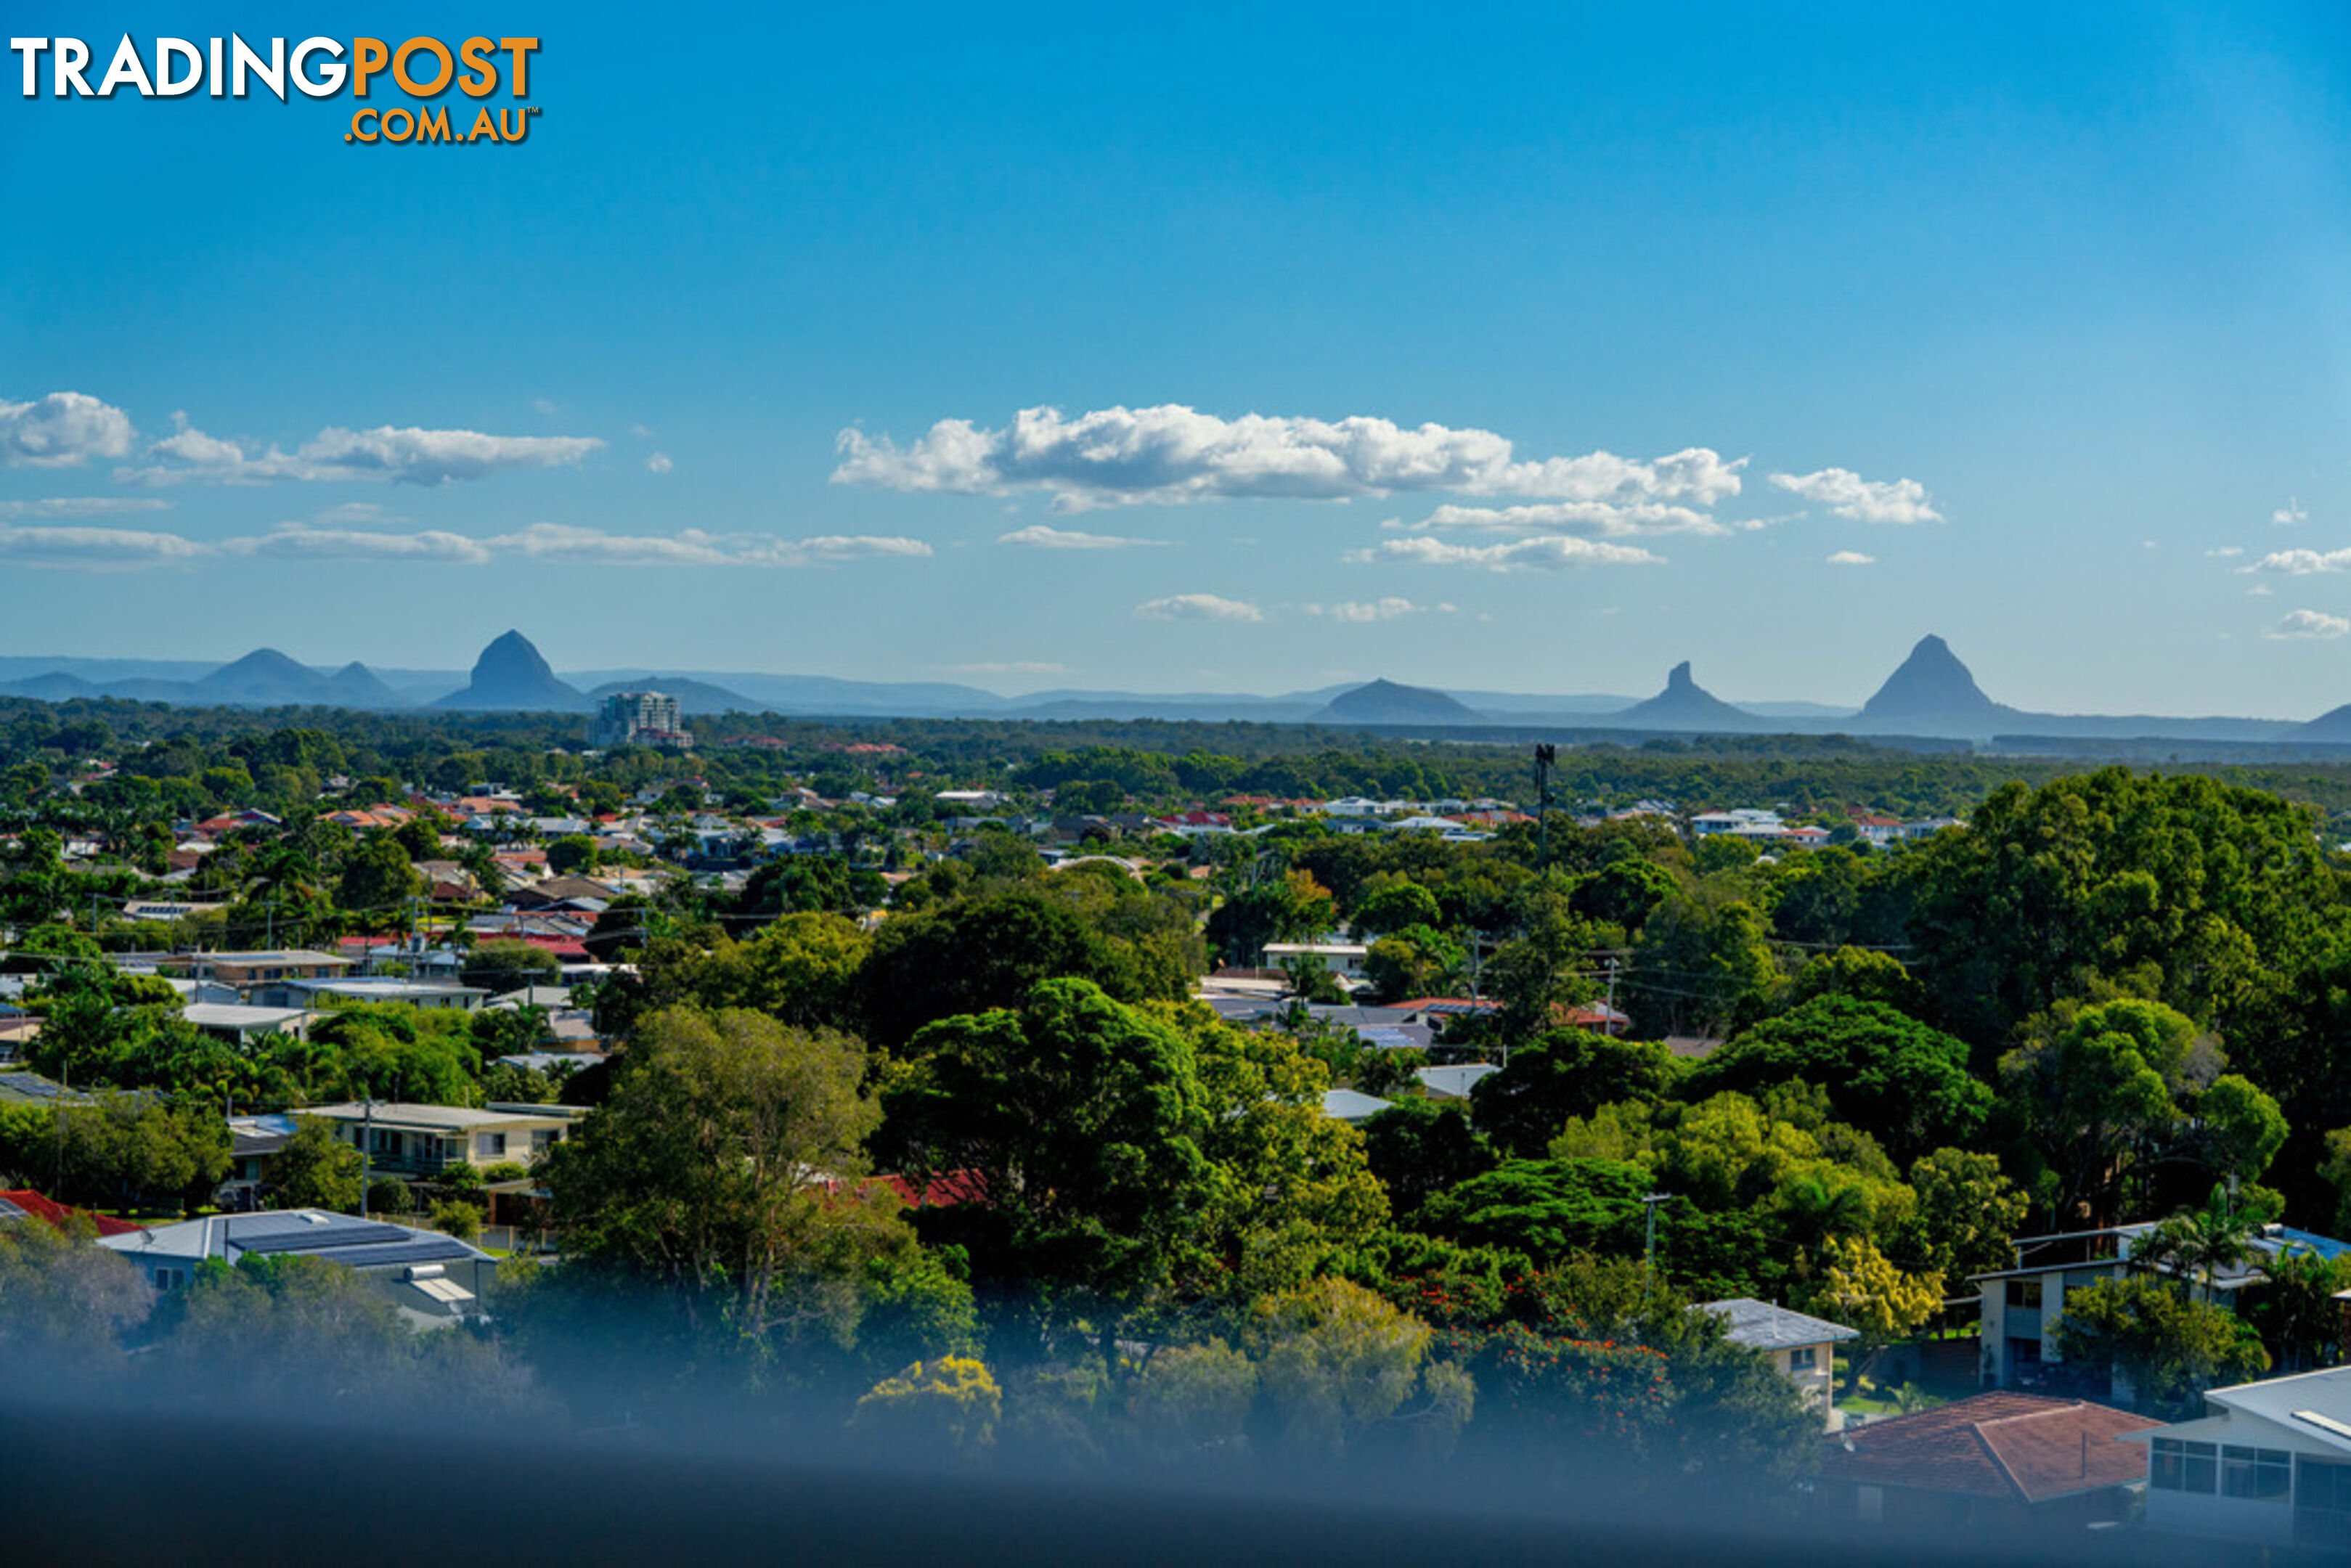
[1768,467,1942,524]
[1825,550,1876,565]
[0,523,208,564]
[224,526,496,564]
[125,422,604,486]
[1134,593,1265,622]
[2249,547,2351,574]
[0,520,930,571]
[1392,499,1733,538]
[997,523,1168,550]
[533,398,560,417]
[646,452,673,474]
[2266,609,2351,640]
[835,404,1744,511]
[1,392,135,467]
[0,496,168,519]
[2249,584,2273,597]
[1350,535,1663,571]
[2275,497,2308,525]
[2207,546,2244,558]
[1303,597,1455,621]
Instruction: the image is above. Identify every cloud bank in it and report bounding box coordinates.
[836,404,1745,511]
[1350,536,1662,571]
[0,521,930,570]
[127,422,605,486]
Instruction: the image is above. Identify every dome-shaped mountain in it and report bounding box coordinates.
[433,631,588,711]
[1857,634,2009,724]
[193,648,338,706]
[1610,661,1757,731]
[322,661,406,709]
[1311,678,1486,726]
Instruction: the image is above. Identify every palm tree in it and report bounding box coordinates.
[2135,1185,2262,1307]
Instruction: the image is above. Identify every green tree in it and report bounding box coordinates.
[884,979,1212,1334]
[1360,1100,1496,1221]
[269,1116,364,1212]
[1999,997,2217,1225]
[337,835,420,923]
[2049,1272,2270,1416]
[1812,1236,1942,1395]
[545,834,601,876]
[1893,1147,2027,1283]
[1245,1277,1474,1461]
[862,889,1175,1050]
[1470,1030,1682,1158]
[543,1005,913,1360]
[1688,995,1989,1161]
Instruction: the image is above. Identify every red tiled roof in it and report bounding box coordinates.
[0,1188,144,1237]
[880,1170,988,1209]
[1820,1393,2157,1503]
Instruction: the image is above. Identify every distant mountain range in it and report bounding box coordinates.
[0,631,2336,748]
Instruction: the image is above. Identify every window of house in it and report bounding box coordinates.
[2223,1446,2293,1502]
[531,1128,558,1152]
[475,1132,507,1159]
[2299,1459,2351,1548]
[1788,1347,1817,1371]
[2005,1278,2043,1309]
[2152,1438,2218,1494]
[153,1267,184,1291]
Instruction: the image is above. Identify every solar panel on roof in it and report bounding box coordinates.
[1358,1028,1419,1049]
[0,1196,27,1222]
[233,1220,415,1255]
[330,1237,480,1270]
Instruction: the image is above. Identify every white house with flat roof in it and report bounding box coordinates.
[2124,1365,2351,1549]
[303,1102,574,1177]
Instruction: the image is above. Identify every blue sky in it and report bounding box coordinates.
[7,2,2351,713]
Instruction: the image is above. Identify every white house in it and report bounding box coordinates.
[1262,942,1369,979]
[98,1209,497,1326]
[2125,1364,2351,1548]
[1698,1297,1857,1426]
[1974,1222,2351,1393]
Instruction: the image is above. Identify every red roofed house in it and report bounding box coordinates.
[0,1188,144,1237]
[1817,1392,2158,1530]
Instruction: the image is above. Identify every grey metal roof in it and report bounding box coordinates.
[1320,1088,1395,1122]
[1699,1297,1859,1350]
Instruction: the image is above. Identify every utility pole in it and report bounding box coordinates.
[358,1098,375,1218]
[1642,1191,1672,1276]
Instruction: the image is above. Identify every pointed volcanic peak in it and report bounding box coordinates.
[192,648,338,706]
[433,631,590,711]
[1610,661,1760,731]
[1857,634,2011,727]
[1310,678,1488,727]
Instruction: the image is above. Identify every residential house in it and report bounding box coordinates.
[2125,1363,2351,1548]
[256,977,489,1012]
[302,1101,577,1177]
[1698,1297,1857,1426]
[97,1209,497,1324]
[1320,1088,1395,1123]
[1415,1063,1498,1101]
[182,1003,317,1045]
[160,950,354,987]
[0,1188,142,1237]
[1815,1392,2156,1530]
[1974,1222,2351,1393]
[1261,942,1370,980]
